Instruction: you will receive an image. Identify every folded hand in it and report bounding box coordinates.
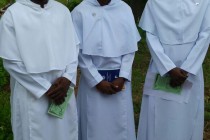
[111,77,125,92]
[168,68,188,87]
[46,77,71,105]
[96,80,117,95]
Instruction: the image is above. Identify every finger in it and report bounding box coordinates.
[178,72,188,79]
[48,90,63,99]
[180,69,188,76]
[97,88,107,94]
[54,98,65,105]
[171,73,186,83]
[52,80,62,88]
[111,84,119,89]
[98,87,110,94]
[174,78,183,85]
[170,79,181,87]
[112,87,121,92]
[55,77,71,88]
[170,80,177,87]
[54,92,67,101]
[107,87,117,94]
[177,76,187,83]
[47,86,62,96]
[174,80,183,87]
[53,93,65,105]
[177,69,188,79]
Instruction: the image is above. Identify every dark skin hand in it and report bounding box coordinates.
[111,77,126,92]
[31,0,48,8]
[96,77,125,94]
[97,0,111,6]
[168,67,188,87]
[96,80,118,95]
[46,77,71,105]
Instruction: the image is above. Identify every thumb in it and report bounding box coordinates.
[111,83,118,89]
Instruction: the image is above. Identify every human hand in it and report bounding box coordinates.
[96,80,117,95]
[168,68,188,87]
[46,77,71,105]
[111,77,125,92]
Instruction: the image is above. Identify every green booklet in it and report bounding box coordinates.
[48,87,73,119]
[153,74,182,94]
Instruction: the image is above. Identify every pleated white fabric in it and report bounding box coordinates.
[137,0,210,139]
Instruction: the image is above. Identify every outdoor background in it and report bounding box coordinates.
[0,0,210,140]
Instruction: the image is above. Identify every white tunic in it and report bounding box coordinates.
[77,54,136,140]
[71,0,140,140]
[4,60,78,140]
[0,0,78,73]
[137,0,210,140]
[0,0,79,140]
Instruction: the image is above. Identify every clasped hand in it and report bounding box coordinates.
[96,77,125,95]
[168,67,188,87]
[45,77,71,105]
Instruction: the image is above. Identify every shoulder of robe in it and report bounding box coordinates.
[52,1,70,13]
[117,1,133,14]
[119,1,131,9]
[1,7,14,25]
[71,4,84,24]
[72,1,86,13]
[3,2,22,14]
[117,1,135,20]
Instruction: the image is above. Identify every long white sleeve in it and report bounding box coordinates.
[62,44,79,86]
[62,60,78,87]
[3,59,51,98]
[119,52,135,81]
[78,51,103,88]
[180,4,210,75]
[180,31,210,75]
[146,32,176,76]
[72,9,103,88]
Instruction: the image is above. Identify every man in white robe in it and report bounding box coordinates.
[0,0,79,139]
[137,0,210,140]
[71,0,141,140]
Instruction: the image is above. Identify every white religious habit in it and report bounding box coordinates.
[71,0,141,140]
[137,0,210,140]
[0,0,79,140]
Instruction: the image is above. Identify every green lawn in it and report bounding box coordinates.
[0,0,10,9]
[0,2,6,8]
[0,90,12,140]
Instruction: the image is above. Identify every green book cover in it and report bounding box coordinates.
[48,87,73,119]
[153,74,182,94]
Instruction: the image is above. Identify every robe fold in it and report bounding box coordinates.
[72,0,140,140]
[137,0,210,139]
[0,0,79,139]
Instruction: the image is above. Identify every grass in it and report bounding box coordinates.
[0,0,8,8]
[203,48,210,139]
[0,90,12,140]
